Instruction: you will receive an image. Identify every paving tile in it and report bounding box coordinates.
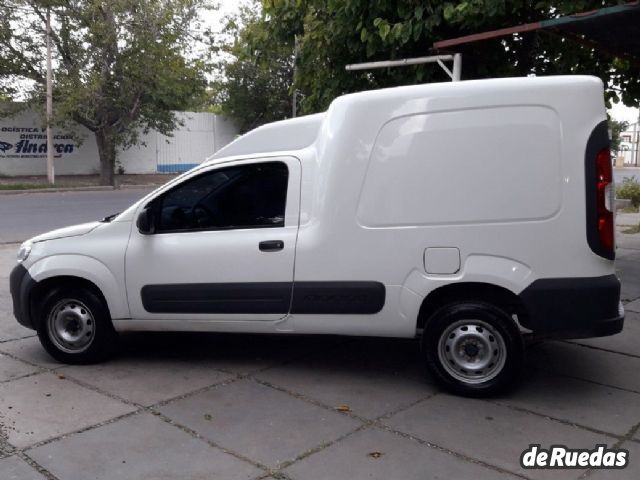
[384,393,613,480]
[285,427,518,480]
[256,340,435,419]
[498,372,640,436]
[571,311,640,358]
[0,372,136,447]
[617,247,640,302]
[0,289,34,343]
[588,440,640,480]
[59,358,234,406]
[28,413,260,480]
[0,455,45,480]
[528,341,640,393]
[625,298,640,313]
[118,331,343,375]
[0,244,19,267]
[303,337,428,381]
[158,378,361,468]
[0,246,39,341]
[0,337,63,370]
[0,353,39,383]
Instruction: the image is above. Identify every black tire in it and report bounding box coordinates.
[422,301,524,397]
[36,286,118,364]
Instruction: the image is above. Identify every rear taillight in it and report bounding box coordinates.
[595,147,614,253]
[585,121,614,259]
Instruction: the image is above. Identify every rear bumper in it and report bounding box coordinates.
[519,274,624,339]
[9,263,36,330]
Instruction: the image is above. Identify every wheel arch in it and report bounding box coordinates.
[30,275,111,320]
[417,282,528,330]
[27,255,129,320]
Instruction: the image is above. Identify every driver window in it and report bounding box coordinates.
[156,162,289,232]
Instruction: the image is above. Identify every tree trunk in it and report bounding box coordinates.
[95,128,116,186]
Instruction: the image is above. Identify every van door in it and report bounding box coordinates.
[124,156,300,321]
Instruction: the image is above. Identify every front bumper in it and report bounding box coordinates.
[519,274,624,339]
[9,263,37,330]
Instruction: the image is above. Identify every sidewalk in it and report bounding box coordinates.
[0,174,177,193]
[618,211,640,226]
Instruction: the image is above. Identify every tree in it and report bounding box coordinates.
[0,0,214,185]
[608,117,629,154]
[249,0,639,115]
[209,2,294,133]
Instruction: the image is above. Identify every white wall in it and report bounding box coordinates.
[0,107,100,176]
[0,107,238,176]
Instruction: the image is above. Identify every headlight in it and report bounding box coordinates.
[17,241,32,263]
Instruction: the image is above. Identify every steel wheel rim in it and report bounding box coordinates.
[437,319,507,384]
[47,299,96,353]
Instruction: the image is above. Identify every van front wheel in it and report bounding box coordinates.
[422,302,523,397]
[36,287,118,364]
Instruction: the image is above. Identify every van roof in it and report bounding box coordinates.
[206,75,602,163]
[209,112,325,161]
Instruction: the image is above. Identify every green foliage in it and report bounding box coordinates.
[0,0,215,184]
[617,177,640,208]
[256,0,640,114]
[208,2,295,133]
[608,117,629,154]
[0,183,51,190]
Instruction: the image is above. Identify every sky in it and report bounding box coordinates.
[610,102,640,125]
[202,0,253,32]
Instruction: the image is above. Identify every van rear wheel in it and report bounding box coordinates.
[422,301,523,397]
[36,286,118,364]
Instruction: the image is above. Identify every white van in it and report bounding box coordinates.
[10,76,624,396]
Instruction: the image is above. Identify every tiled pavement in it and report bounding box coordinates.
[1,233,639,480]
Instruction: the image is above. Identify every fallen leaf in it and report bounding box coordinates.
[57,374,66,379]
[335,404,351,412]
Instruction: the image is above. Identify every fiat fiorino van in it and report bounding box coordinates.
[10,76,624,395]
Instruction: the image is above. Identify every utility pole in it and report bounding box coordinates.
[46,7,54,184]
[635,111,640,167]
[292,35,299,118]
[292,90,297,119]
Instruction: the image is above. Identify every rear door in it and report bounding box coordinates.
[125,156,301,321]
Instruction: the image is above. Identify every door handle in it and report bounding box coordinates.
[259,240,284,252]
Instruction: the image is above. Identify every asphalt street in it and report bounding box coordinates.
[0,189,153,243]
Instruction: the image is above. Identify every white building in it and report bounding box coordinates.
[617,123,639,167]
[0,106,238,176]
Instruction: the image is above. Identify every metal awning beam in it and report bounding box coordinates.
[432,1,640,65]
[434,22,541,50]
[345,54,462,81]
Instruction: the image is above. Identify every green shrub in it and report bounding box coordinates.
[617,177,640,208]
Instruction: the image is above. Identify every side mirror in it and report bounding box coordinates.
[136,207,156,235]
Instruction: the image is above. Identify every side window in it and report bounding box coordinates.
[156,162,289,232]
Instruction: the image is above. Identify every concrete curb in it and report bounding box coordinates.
[119,184,159,191]
[0,185,157,195]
